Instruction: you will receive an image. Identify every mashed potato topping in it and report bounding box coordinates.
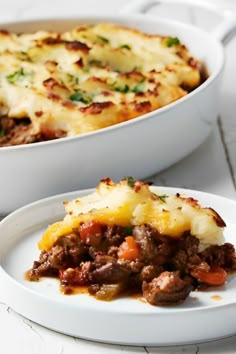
[0,23,202,145]
[38,178,225,251]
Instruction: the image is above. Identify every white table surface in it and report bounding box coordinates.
[1,0,236,353]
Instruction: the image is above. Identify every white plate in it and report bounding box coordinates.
[1,186,236,346]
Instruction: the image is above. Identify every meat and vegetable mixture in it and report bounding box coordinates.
[27,178,236,306]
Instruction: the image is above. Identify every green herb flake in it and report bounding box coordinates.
[156,194,169,203]
[166,37,180,47]
[18,51,29,60]
[69,91,92,104]
[6,67,33,84]
[110,81,117,87]
[113,78,145,94]
[124,176,135,188]
[132,66,142,72]
[64,74,79,85]
[114,84,130,93]
[124,226,133,235]
[82,66,90,73]
[132,82,145,93]
[97,35,110,44]
[65,74,73,83]
[68,76,79,85]
[0,128,5,138]
[119,44,131,50]
[89,59,103,67]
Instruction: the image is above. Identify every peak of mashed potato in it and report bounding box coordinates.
[38,177,225,251]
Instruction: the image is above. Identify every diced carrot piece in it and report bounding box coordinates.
[79,221,103,243]
[191,265,227,286]
[118,236,140,261]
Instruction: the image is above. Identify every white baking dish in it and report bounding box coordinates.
[0,0,236,215]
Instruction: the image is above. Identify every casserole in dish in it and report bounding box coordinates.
[0,22,202,146]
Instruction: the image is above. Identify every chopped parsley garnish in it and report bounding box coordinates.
[69,76,79,85]
[6,67,33,84]
[97,35,110,44]
[64,74,79,85]
[114,84,130,93]
[18,51,30,61]
[113,79,145,94]
[119,44,131,50]
[132,80,145,93]
[124,226,133,235]
[0,128,5,138]
[69,90,92,104]
[124,176,135,188]
[166,37,180,47]
[89,59,103,67]
[133,66,142,72]
[156,194,168,203]
[82,66,90,73]
[65,74,74,83]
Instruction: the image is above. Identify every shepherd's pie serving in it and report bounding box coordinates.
[0,23,202,146]
[27,178,236,306]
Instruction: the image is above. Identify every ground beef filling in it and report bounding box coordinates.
[27,223,236,306]
[0,117,66,147]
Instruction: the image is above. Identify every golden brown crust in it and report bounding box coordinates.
[38,178,225,252]
[0,23,203,145]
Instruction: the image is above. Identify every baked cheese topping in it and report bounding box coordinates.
[0,23,202,141]
[38,178,225,252]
